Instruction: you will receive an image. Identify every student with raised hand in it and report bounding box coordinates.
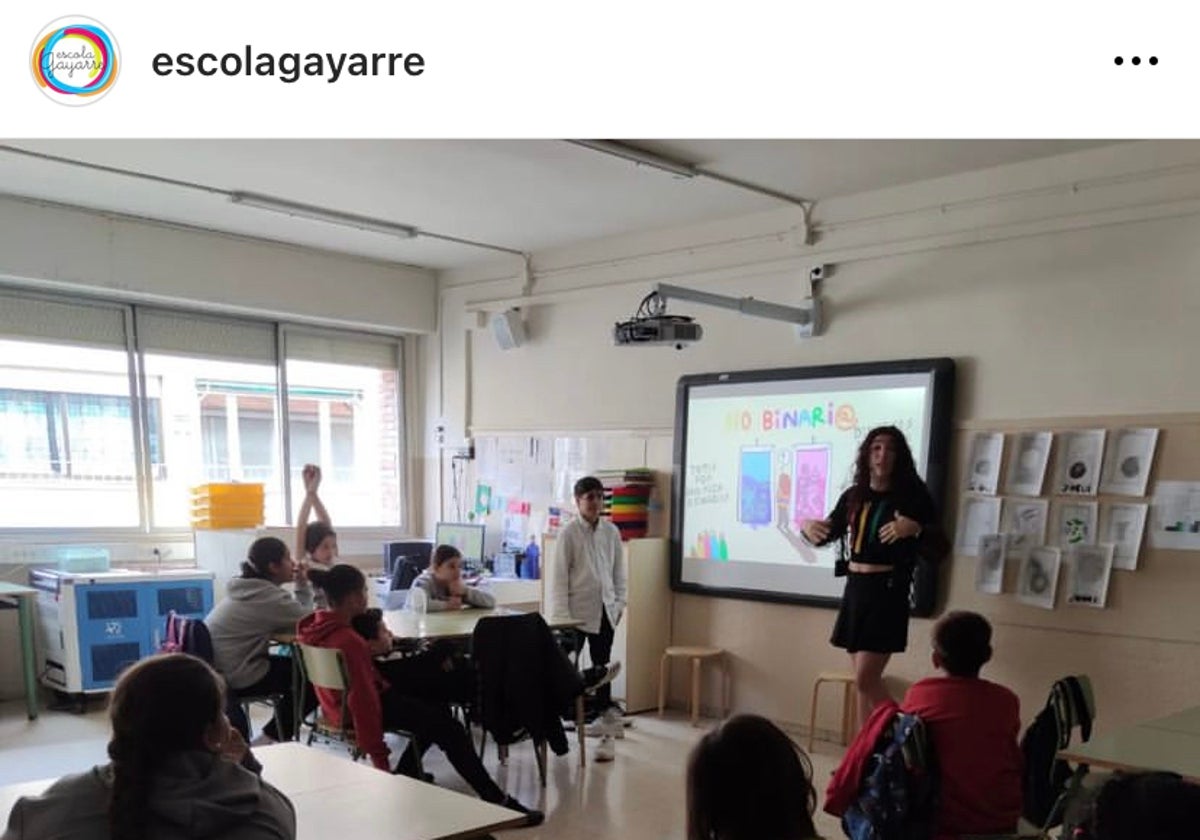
[409,544,496,611]
[206,536,316,744]
[901,610,1022,840]
[297,564,544,828]
[687,714,821,840]
[1,654,295,840]
[295,463,337,573]
[801,425,939,728]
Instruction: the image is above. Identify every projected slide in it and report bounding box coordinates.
[673,359,954,607]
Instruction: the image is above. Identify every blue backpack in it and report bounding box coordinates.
[843,712,938,840]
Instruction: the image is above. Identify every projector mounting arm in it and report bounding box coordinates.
[654,282,822,336]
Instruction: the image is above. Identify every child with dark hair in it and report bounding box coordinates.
[547,474,628,760]
[1076,771,1200,840]
[206,535,316,743]
[298,564,543,827]
[409,544,496,611]
[686,714,820,840]
[902,610,1022,840]
[295,464,337,571]
[1,654,294,840]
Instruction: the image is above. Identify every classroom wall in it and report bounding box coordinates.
[434,139,1200,733]
[0,195,437,334]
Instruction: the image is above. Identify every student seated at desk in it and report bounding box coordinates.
[298,565,543,828]
[205,536,316,744]
[408,545,496,611]
[900,610,1022,840]
[1,654,295,840]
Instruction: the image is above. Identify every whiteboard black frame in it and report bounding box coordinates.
[669,357,956,614]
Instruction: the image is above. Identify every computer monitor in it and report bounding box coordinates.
[434,522,486,570]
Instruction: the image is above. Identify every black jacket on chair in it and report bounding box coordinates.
[472,613,583,756]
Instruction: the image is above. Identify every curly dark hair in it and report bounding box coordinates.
[849,425,922,506]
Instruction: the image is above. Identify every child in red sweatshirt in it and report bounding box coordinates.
[298,564,542,827]
[901,610,1022,839]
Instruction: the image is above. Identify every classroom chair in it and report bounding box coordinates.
[807,670,857,752]
[161,613,287,742]
[295,642,423,775]
[658,646,730,727]
[472,613,588,786]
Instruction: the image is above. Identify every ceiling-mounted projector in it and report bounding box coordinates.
[614,280,823,349]
[614,314,703,349]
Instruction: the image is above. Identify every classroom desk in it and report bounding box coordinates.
[0,582,39,720]
[1137,705,1200,736]
[384,606,584,642]
[1058,716,1200,783]
[0,743,526,840]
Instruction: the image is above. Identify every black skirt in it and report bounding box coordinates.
[830,571,911,654]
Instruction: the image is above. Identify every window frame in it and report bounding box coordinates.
[0,289,409,540]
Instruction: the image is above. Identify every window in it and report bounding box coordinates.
[0,339,141,527]
[0,292,406,532]
[285,332,403,527]
[142,355,284,528]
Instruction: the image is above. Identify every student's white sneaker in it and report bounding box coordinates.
[585,706,626,738]
[594,735,615,762]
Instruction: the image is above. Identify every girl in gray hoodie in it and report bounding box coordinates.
[1,653,295,840]
[205,537,315,742]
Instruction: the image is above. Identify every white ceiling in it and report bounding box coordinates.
[0,139,1114,271]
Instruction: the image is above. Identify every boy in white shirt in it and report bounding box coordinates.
[549,476,627,758]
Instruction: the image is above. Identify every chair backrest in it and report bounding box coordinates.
[1021,674,1095,829]
[385,541,433,583]
[390,555,427,592]
[297,643,350,691]
[472,612,581,747]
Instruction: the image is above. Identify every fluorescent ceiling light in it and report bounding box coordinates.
[229,192,418,239]
[568,140,697,178]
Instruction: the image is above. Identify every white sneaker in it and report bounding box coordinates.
[594,735,615,762]
[585,706,625,739]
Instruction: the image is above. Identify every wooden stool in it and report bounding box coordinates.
[808,671,857,752]
[658,646,730,726]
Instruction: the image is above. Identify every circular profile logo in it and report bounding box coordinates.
[31,17,120,105]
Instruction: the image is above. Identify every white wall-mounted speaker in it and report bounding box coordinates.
[491,308,526,350]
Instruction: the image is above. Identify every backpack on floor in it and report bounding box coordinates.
[1020,675,1094,829]
[843,712,938,840]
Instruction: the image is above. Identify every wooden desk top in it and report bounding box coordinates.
[1058,725,1200,783]
[0,743,525,840]
[384,606,584,641]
